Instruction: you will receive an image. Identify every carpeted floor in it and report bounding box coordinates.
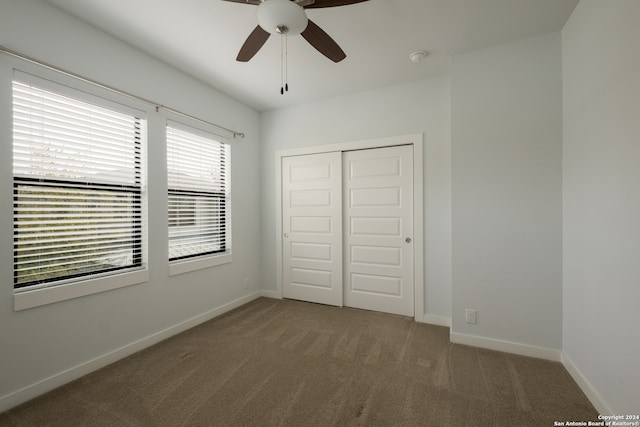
[0,297,598,426]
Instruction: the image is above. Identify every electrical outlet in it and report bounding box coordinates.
[465,309,477,324]
[243,278,249,289]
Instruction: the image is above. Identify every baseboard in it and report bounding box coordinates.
[416,313,451,327]
[259,289,281,299]
[0,291,262,414]
[450,332,561,362]
[561,352,613,415]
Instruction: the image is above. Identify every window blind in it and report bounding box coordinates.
[167,125,229,261]
[12,80,143,289]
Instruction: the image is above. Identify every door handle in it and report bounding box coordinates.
[405,237,412,243]
[284,233,289,238]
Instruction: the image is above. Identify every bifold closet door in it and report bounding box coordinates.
[282,152,343,307]
[343,145,414,316]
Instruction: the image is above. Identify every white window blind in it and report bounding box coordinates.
[12,80,143,290]
[167,124,229,261]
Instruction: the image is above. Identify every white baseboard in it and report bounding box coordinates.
[416,313,451,327]
[259,289,281,299]
[448,334,610,414]
[561,352,613,415]
[0,291,263,414]
[450,332,562,362]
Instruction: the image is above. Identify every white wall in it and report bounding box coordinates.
[562,0,640,414]
[450,32,563,356]
[0,0,261,410]
[260,76,452,322]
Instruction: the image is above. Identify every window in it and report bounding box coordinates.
[166,123,230,263]
[12,77,144,291]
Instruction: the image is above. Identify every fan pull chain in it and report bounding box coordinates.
[280,32,289,95]
[285,32,289,93]
[280,32,284,95]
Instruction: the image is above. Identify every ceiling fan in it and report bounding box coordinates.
[223,0,369,63]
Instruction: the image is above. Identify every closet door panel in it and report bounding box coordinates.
[343,145,414,316]
[282,152,343,306]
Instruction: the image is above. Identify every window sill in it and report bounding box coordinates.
[169,252,232,276]
[13,269,149,311]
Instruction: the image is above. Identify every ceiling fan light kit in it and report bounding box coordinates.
[257,0,308,35]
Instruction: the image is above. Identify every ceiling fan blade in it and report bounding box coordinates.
[222,0,261,5]
[236,25,271,62]
[304,0,369,9]
[301,19,346,63]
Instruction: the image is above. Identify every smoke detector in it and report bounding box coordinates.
[410,51,428,63]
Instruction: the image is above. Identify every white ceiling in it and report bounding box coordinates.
[43,0,579,112]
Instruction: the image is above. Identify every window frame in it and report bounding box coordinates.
[166,119,232,276]
[10,68,149,311]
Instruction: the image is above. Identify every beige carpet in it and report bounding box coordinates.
[1,297,598,426]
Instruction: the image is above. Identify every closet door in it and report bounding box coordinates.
[282,152,343,306]
[343,145,414,316]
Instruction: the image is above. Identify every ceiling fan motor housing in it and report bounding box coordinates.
[257,0,309,35]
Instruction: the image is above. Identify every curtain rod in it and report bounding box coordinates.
[0,45,245,139]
